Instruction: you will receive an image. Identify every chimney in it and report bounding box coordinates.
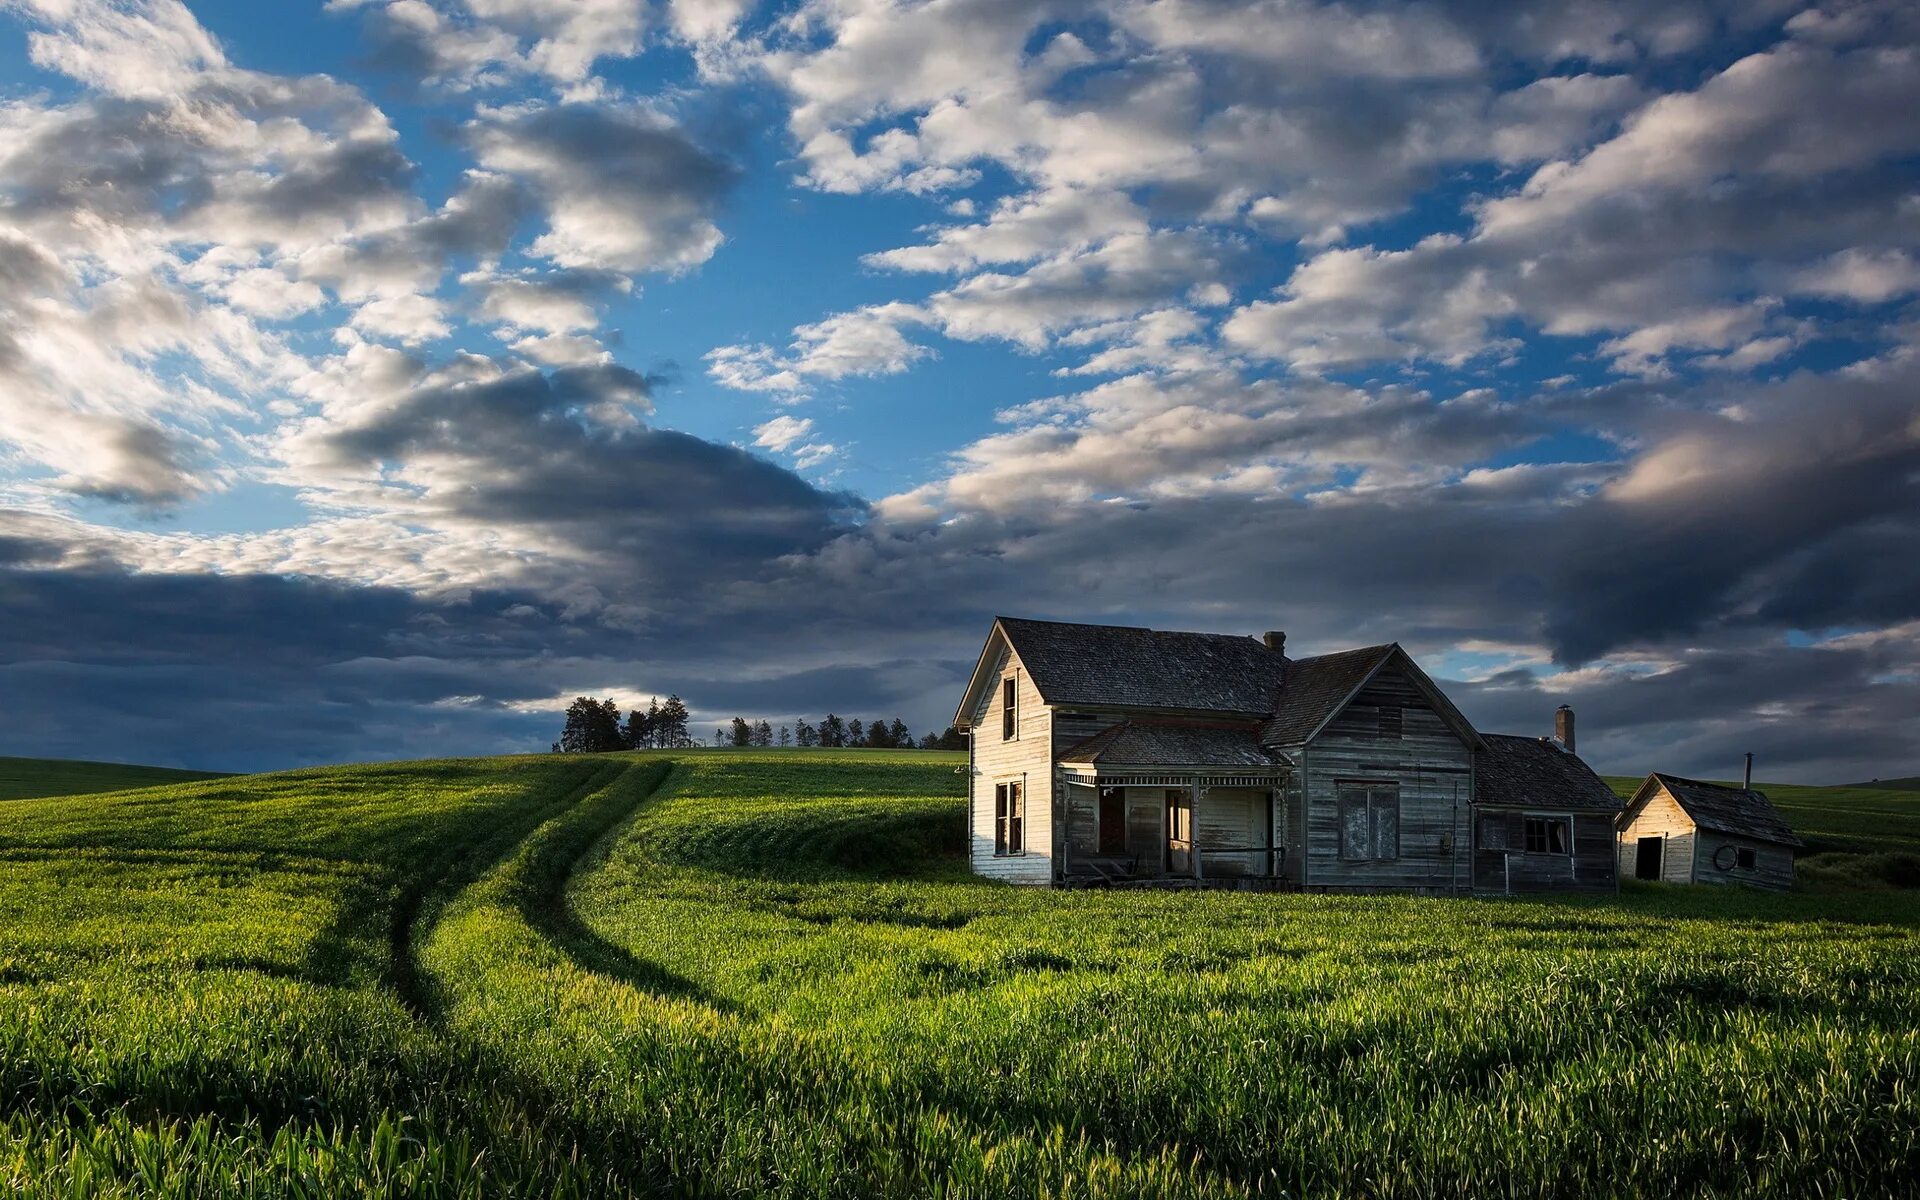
[1554,704,1575,754]
[1263,630,1286,655]
[1744,752,1754,790]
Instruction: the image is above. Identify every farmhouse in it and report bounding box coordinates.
[952,617,1622,894]
[1616,774,1804,891]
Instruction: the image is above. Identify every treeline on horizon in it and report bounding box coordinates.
[554,696,967,754]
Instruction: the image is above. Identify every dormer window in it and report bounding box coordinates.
[1002,675,1018,740]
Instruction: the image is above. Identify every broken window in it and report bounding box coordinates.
[995,781,1023,854]
[1524,814,1571,855]
[1338,783,1400,861]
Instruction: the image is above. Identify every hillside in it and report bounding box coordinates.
[0,754,229,801]
[1,750,1915,1197]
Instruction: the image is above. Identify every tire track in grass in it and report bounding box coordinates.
[388,758,628,1018]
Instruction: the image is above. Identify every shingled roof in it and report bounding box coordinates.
[1474,733,1622,812]
[1256,644,1398,746]
[1646,773,1804,847]
[996,617,1289,713]
[1058,720,1281,768]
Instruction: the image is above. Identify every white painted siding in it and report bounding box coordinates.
[967,642,1054,884]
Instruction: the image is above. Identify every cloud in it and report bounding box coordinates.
[466,102,738,274]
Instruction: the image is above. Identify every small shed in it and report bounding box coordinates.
[1616,773,1804,891]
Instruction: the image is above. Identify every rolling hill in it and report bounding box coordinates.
[0,750,1914,1197]
[0,754,228,801]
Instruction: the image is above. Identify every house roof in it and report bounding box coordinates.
[1255,644,1398,746]
[994,616,1290,714]
[1474,733,1622,812]
[1644,773,1804,847]
[1058,720,1281,768]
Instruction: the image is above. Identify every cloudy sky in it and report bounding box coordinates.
[0,0,1916,779]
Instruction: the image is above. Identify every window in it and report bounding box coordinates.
[1001,676,1018,741]
[1524,814,1571,855]
[994,781,1024,855]
[1378,705,1403,739]
[1098,787,1126,854]
[1736,846,1756,871]
[1338,783,1400,861]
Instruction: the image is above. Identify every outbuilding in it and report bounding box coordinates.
[1616,773,1803,891]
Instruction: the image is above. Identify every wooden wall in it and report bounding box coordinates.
[1291,665,1473,894]
[1688,830,1795,891]
[1616,785,1699,884]
[1472,810,1618,894]
[966,640,1054,885]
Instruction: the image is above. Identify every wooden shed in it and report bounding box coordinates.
[1616,773,1803,891]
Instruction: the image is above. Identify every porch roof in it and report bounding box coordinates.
[1058,720,1281,769]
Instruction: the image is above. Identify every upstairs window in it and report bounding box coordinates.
[1378,705,1403,739]
[1338,783,1400,861]
[1524,814,1571,855]
[995,781,1024,855]
[1001,676,1018,741]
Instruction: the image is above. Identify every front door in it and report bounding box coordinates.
[1098,788,1126,855]
[1165,788,1192,875]
[1635,836,1663,880]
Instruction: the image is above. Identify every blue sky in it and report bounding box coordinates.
[1,0,1917,779]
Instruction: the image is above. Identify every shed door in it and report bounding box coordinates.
[1635,836,1663,881]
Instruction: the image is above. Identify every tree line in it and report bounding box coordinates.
[555,696,965,754]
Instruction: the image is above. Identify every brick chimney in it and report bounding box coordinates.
[1554,704,1575,754]
[1263,630,1286,655]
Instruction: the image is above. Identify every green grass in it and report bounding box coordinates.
[1,749,1916,1196]
[0,756,228,802]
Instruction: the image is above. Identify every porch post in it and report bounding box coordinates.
[1191,778,1204,880]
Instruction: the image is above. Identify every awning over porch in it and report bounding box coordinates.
[1057,719,1283,773]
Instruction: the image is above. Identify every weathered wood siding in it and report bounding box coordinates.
[1472,810,1618,894]
[1288,666,1473,894]
[1196,786,1270,879]
[1060,783,1172,878]
[1689,830,1795,891]
[1616,785,1699,884]
[967,641,1053,885]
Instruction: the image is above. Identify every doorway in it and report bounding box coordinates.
[1635,836,1663,881]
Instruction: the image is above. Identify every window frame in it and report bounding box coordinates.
[1522,812,1573,856]
[1736,846,1757,871]
[994,780,1025,856]
[1336,781,1401,862]
[1001,674,1019,741]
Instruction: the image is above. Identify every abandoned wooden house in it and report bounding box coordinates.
[1616,773,1803,891]
[952,616,1623,894]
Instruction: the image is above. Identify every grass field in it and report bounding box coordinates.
[1,750,1915,1196]
[0,756,227,801]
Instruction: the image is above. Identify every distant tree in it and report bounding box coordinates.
[795,720,819,748]
[559,696,625,753]
[888,718,911,748]
[818,714,845,748]
[655,695,691,748]
[848,718,866,746]
[729,717,753,748]
[752,719,773,747]
[623,704,655,750]
[922,725,968,751]
[716,727,727,746]
[777,724,792,747]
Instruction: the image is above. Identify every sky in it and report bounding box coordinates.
[0,0,1916,780]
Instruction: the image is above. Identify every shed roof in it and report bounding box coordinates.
[1058,720,1280,768]
[1644,773,1804,847]
[995,616,1290,713]
[1474,733,1622,812]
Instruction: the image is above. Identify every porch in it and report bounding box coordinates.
[1057,768,1294,887]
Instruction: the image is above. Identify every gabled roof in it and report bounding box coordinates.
[1474,733,1622,812]
[1637,773,1804,847]
[1257,643,1483,750]
[958,617,1290,723]
[1058,720,1280,769]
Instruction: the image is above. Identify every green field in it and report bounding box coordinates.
[2,750,1915,1196]
[0,756,228,801]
